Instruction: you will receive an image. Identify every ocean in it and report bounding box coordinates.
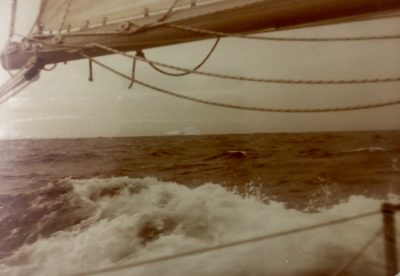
[0,130,399,276]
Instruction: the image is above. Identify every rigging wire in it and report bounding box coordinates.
[158,0,180,22]
[168,23,400,42]
[128,50,145,88]
[9,0,18,40]
[88,43,400,84]
[146,38,220,77]
[330,229,383,276]
[58,0,72,33]
[80,54,400,113]
[70,208,379,276]
[119,77,400,113]
[28,0,49,36]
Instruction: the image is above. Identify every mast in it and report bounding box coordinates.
[2,0,400,71]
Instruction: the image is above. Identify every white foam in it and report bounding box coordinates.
[1,177,398,276]
[338,147,386,154]
[392,158,399,172]
[166,127,201,136]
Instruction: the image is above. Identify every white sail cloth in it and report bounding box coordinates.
[36,0,225,33]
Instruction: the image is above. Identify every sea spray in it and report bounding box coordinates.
[0,177,398,276]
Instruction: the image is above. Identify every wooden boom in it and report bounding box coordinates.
[2,0,400,71]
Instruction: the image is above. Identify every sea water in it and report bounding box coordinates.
[0,131,399,275]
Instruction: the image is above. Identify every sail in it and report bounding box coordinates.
[35,0,225,33]
[2,0,398,71]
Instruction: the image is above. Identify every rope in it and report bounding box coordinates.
[58,0,72,33]
[168,23,400,42]
[147,38,220,77]
[158,0,180,22]
[71,210,379,276]
[128,78,400,113]
[89,43,400,85]
[28,0,50,36]
[128,51,140,88]
[330,229,382,276]
[82,55,400,113]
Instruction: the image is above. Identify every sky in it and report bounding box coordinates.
[0,0,399,139]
